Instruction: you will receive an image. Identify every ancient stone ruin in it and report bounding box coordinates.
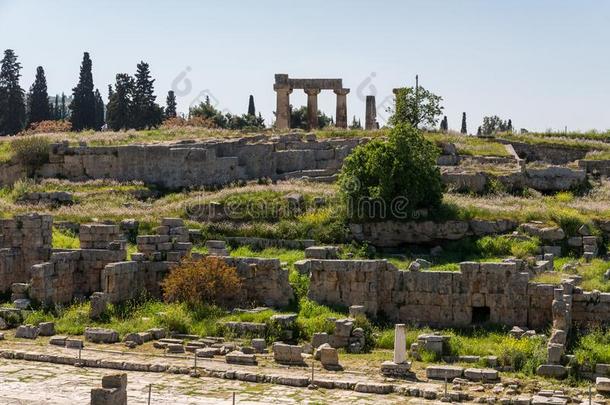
[274,74,350,130]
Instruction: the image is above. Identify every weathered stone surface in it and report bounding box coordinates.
[319,346,341,371]
[305,246,339,260]
[426,365,464,380]
[536,364,567,379]
[251,339,266,353]
[195,348,219,358]
[273,343,304,365]
[463,368,499,382]
[65,338,84,349]
[596,377,610,393]
[38,322,55,336]
[354,382,393,394]
[380,360,411,377]
[165,344,185,354]
[91,373,127,405]
[225,351,257,365]
[85,328,119,344]
[15,325,39,339]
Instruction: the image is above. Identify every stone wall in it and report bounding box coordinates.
[578,159,610,177]
[507,141,589,164]
[0,214,52,292]
[349,219,518,247]
[303,259,554,329]
[0,134,363,189]
[101,256,294,307]
[30,248,127,305]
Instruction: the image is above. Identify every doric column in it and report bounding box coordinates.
[334,88,350,129]
[365,95,377,130]
[304,88,321,130]
[274,84,292,130]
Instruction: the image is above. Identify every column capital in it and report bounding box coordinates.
[273,84,293,94]
[333,88,350,96]
[304,88,321,96]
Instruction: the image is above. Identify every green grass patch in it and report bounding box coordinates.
[52,228,80,249]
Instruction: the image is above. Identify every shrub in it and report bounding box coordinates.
[162,256,242,308]
[24,120,71,134]
[338,123,442,220]
[10,135,50,172]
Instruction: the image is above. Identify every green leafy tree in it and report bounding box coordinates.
[106,73,134,131]
[27,66,50,125]
[247,95,255,116]
[70,52,96,131]
[93,89,105,130]
[0,49,26,135]
[225,112,265,130]
[132,61,163,129]
[338,123,443,220]
[480,115,511,136]
[388,85,443,129]
[189,96,227,128]
[290,105,332,130]
[350,116,362,130]
[461,112,467,134]
[165,90,177,118]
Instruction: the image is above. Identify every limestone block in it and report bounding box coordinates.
[597,377,610,393]
[196,348,218,358]
[38,322,55,336]
[15,324,39,339]
[353,382,394,394]
[165,344,185,354]
[319,345,340,371]
[49,335,67,346]
[272,342,304,365]
[251,338,266,353]
[226,351,257,365]
[123,333,143,345]
[65,338,84,349]
[426,365,464,380]
[536,364,567,379]
[312,332,329,349]
[463,368,499,382]
[85,327,119,344]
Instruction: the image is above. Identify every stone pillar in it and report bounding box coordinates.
[365,95,377,130]
[393,324,407,364]
[334,88,350,129]
[274,85,292,130]
[304,88,321,130]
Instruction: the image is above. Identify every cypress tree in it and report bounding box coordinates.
[247,95,255,116]
[132,61,162,129]
[60,93,67,120]
[461,112,467,134]
[93,89,105,130]
[70,52,96,131]
[507,119,513,132]
[106,73,134,131]
[53,95,60,120]
[0,49,26,135]
[28,66,51,125]
[165,90,177,118]
[440,116,448,132]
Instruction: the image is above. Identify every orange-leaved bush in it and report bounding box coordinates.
[162,256,242,308]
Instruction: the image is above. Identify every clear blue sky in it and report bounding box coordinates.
[1,0,609,132]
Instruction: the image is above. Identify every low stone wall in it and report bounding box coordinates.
[303,259,554,329]
[507,141,589,164]
[578,159,610,177]
[0,134,362,189]
[0,214,52,292]
[30,248,127,305]
[349,219,518,247]
[101,256,294,308]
